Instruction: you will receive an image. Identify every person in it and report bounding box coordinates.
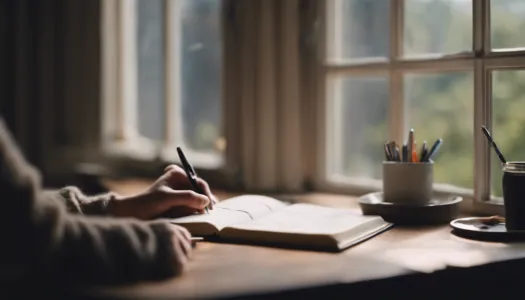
[0,117,218,286]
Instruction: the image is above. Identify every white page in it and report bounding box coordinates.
[171,195,287,230]
[226,203,381,235]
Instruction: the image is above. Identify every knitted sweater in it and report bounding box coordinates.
[0,118,178,285]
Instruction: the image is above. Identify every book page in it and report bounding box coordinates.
[224,203,382,236]
[171,195,287,231]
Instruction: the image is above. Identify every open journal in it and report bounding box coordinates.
[169,195,392,252]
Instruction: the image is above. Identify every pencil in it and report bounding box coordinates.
[407,129,414,162]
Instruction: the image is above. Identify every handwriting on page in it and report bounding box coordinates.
[173,195,288,229]
[218,195,287,218]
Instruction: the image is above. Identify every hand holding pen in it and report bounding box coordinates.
[176,147,218,213]
[106,162,217,220]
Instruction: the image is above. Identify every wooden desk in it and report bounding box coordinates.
[84,180,525,299]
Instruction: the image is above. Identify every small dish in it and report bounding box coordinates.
[450,216,525,241]
[358,192,462,225]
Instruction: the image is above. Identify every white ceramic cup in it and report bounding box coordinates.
[382,161,434,205]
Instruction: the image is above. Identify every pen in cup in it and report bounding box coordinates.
[481,126,507,164]
[423,138,443,162]
[384,142,392,161]
[412,142,418,163]
[419,141,427,163]
[389,141,400,161]
[384,131,442,163]
[407,129,414,162]
[394,145,401,162]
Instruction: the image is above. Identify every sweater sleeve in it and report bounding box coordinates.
[0,119,180,285]
[47,186,116,215]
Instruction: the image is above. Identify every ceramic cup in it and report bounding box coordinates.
[383,161,433,205]
[502,162,525,230]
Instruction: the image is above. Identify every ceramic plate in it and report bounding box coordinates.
[450,216,525,241]
[358,192,462,225]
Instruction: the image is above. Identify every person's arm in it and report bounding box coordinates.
[0,119,186,285]
[44,186,117,215]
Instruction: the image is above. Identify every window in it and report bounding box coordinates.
[101,0,304,191]
[97,0,525,204]
[319,0,525,205]
[103,0,224,169]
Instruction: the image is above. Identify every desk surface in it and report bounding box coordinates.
[92,180,525,299]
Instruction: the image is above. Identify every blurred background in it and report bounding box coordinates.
[2,0,524,200]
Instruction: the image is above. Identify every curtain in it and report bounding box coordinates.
[228,0,304,192]
[0,0,102,183]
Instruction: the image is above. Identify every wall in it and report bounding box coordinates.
[0,0,102,186]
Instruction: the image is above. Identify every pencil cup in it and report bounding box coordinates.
[382,161,434,205]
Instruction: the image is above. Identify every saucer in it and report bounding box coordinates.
[358,192,462,225]
[450,216,525,241]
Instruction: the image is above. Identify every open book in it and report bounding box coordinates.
[169,195,392,252]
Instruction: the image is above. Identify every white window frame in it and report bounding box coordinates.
[100,0,238,176]
[313,0,525,214]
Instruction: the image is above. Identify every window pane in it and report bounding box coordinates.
[327,76,388,180]
[491,0,525,50]
[404,0,472,56]
[180,0,222,153]
[136,0,166,141]
[404,72,473,188]
[328,0,390,61]
[491,70,525,197]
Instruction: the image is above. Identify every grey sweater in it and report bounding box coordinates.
[0,118,178,285]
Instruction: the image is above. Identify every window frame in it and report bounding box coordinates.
[313,0,525,214]
[100,0,240,186]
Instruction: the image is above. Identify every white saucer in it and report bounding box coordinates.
[358,192,462,225]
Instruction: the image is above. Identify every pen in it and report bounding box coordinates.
[424,139,443,162]
[191,237,204,248]
[177,147,210,213]
[481,126,507,164]
[384,142,392,161]
[419,141,427,163]
[412,141,418,162]
[394,145,401,162]
[407,129,414,162]
[389,141,399,161]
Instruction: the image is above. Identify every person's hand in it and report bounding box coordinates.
[162,164,218,210]
[107,165,218,220]
[169,224,193,275]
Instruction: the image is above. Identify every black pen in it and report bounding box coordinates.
[419,141,427,163]
[424,139,443,162]
[481,126,507,164]
[402,144,408,162]
[176,147,210,213]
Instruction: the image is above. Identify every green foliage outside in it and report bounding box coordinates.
[338,0,525,197]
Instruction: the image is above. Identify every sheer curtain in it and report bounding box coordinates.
[227,0,304,192]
